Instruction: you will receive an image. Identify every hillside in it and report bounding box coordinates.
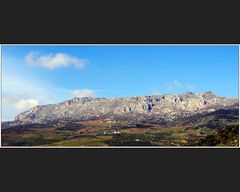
[1,91,239,147]
[8,91,239,126]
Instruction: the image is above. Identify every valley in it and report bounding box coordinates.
[2,108,238,146]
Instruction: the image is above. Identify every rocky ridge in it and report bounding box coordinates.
[13,91,239,125]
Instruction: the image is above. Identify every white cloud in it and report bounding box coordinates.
[2,95,41,121]
[166,81,195,91]
[14,99,39,110]
[71,89,95,98]
[25,51,89,69]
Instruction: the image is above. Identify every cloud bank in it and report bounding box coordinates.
[14,99,39,110]
[25,51,89,69]
[2,70,96,120]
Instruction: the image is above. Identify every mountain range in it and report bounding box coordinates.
[6,91,238,126]
[2,91,239,146]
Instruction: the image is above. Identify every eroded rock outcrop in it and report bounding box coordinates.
[14,91,239,124]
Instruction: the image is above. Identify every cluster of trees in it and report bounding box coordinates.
[197,125,239,146]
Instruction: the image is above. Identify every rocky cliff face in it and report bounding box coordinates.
[14,91,239,124]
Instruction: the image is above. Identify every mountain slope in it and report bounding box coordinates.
[13,91,238,125]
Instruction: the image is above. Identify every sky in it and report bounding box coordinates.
[1,45,239,121]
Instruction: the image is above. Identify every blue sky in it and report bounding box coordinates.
[2,45,239,120]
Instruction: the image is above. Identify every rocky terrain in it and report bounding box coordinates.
[11,91,239,125]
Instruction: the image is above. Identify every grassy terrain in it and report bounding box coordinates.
[49,135,112,146]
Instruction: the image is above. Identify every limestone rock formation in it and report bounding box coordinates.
[14,91,239,124]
